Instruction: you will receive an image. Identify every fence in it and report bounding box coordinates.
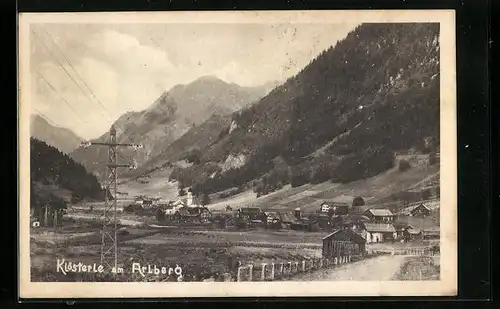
[375,248,440,256]
[236,254,367,282]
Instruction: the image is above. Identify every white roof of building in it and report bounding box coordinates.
[365,208,394,217]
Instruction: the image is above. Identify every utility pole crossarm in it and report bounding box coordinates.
[81,141,143,149]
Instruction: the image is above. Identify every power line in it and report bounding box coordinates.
[40,29,142,149]
[33,29,140,151]
[35,69,87,124]
[42,29,110,115]
[32,30,109,121]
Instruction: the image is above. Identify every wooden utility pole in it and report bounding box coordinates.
[81,125,141,271]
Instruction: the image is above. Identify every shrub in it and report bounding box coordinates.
[398,159,411,172]
[428,153,438,165]
[352,196,365,206]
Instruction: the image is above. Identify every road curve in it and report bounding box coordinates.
[290,255,408,281]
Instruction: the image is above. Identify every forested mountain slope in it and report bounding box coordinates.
[134,23,441,198]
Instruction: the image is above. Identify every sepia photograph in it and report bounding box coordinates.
[18,10,457,298]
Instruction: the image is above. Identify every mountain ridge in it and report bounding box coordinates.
[150,23,440,197]
[70,76,276,181]
[30,114,84,154]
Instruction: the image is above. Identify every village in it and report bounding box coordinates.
[29,170,441,283]
[113,190,440,245]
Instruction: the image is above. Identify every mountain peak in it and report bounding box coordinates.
[195,75,224,82]
[31,113,83,154]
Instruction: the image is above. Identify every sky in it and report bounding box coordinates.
[29,22,358,140]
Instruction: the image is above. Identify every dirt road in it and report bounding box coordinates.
[290,255,408,281]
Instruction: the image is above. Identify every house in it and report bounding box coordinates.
[320,201,349,215]
[422,227,440,240]
[294,207,301,220]
[265,212,281,225]
[393,223,414,240]
[322,229,367,258]
[238,207,265,220]
[279,211,299,227]
[363,208,395,223]
[290,218,320,232]
[360,223,397,243]
[410,203,431,217]
[340,215,371,231]
[404,228,422,241]
[312,213,333,230]
[134,196,154,207]
[175,206,211,223]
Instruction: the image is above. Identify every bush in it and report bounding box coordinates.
[201,193,211,206]
[310,168,331,184]
[398,159,411,172]
[428,153,438,165]
[178,187,187,196]
[333,149,395,183]
[352,196,365,206]
[291,173,309,187]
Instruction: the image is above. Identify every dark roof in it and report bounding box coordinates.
[364,208,395,217]
[407,228,422,235]
[422,227,440,235]
[411,204,431,212]
[322,229,366,244]
[240,207,262,214]
[362,223,396,233]
[321,201,350,207]
[393,223,413,230]
[341,215,370,224]
[279,212,298,224]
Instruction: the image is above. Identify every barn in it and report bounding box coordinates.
[410,203,431,217]
[322,229,367,259]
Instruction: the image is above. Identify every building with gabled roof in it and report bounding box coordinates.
[364,208,395,223]
[322,229,366,258]
[360,222,397,243]
[320,201,349,214]
[410,203,431,217]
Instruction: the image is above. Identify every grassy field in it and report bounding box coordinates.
[392,256,440,280]
[30,222,330,282]
[203,164,439,212]
[114,161,439,214]
[31,161,440,282]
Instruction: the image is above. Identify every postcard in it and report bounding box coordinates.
[18,10,457,298]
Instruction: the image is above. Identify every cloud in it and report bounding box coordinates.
[87,30,175,73]
[30,23,358,139]
[33,57,119,139]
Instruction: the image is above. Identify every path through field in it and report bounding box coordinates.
[290,255,408,281]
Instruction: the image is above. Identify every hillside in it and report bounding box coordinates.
[30,138,105,210]
[154,23,440,197]
[70,76,276,182]
[30,114,83,154]
[128,113,233,179]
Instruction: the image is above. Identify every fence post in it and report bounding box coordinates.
[237,266,243,282]
[288,262,292,275]
[248,264,253,281]
[271,263,275,280]
[261,263,267,281]
[334,257,338,265]
[302,260,306,272]
[320,259,324,268]
[280,263,284,277]
[295,262,299,273]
